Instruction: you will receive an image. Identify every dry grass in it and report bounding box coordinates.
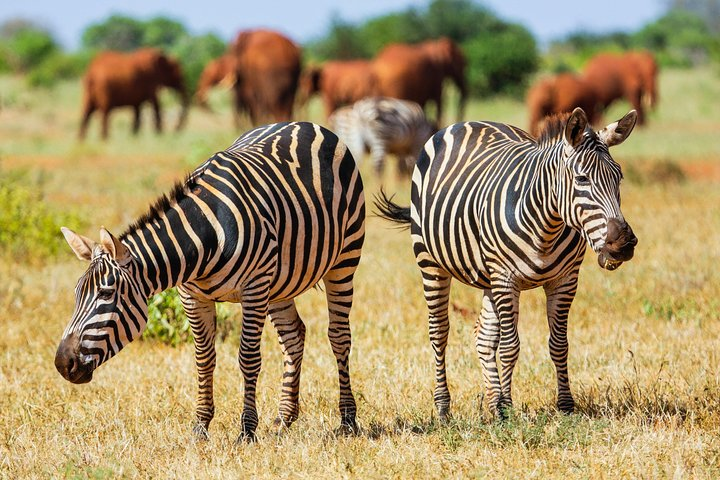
[1,69,720,479]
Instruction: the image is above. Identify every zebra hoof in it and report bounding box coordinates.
[558,399,575,414]
[191,423,210,442]
[437,408,452,424]
[273,416,296,432]
[335,420,359,436]
[235,430,257,445]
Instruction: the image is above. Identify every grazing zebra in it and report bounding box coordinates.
[55,122,366,441]
[329,96,436,177]
[376,108,638,419]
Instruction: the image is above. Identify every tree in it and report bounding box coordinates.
[81,14,144,51]
[142,17,188,50]
[633,9,716,66]
[0,19,58,72]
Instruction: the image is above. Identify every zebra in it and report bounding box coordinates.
[55,122,366,442]
[375,108,638,419]
[329,96,436,178]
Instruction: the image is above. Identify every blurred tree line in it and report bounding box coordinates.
[0,15,225,90]
[306,0,539,97]
[0,0,718,95]
[547,6,720,71]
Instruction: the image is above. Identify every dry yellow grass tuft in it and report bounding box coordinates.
[1,70,720,478]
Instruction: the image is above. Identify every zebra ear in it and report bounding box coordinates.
[99,227,131,265]
[61,227,95,261]
[598,110,638,147]
[563,107,588,155]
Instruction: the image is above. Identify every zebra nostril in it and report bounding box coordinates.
[67,356,77,375]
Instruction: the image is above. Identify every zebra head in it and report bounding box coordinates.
[559,108,638,271]
[55,227,148,384]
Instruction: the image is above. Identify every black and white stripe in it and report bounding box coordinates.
[376,108,638,419]
[57,122,365,441]
[329,97,436,177]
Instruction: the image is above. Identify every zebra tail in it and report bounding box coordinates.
[373,188,412,229]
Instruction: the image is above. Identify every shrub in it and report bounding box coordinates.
[462,24,539,97]
[170,33,226,93]
[0,23,58,72]
[26,51,91,88]
[0,169,84,260]
[143,288,236,346]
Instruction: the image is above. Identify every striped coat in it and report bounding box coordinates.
[376,108,638,418]
[56,122,365,441]
[329,96,436,177]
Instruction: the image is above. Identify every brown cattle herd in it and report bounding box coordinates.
[77,28,658,141]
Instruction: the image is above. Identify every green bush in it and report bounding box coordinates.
[0,24,58,72]
[305,0,539,97]
[462,24,539,97]
[0,170,84,260]
[26,51,91,88]
[170,33,226,93]
[143,288,236,346]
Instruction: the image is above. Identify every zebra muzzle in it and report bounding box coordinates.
[55,335,95,384]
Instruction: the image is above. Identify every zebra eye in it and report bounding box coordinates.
[97,288,114,300]
[575,175,590,185]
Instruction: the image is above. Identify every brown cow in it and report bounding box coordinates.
[583,52,646,125]
[298,60,377,118]
[526,73,600,137]
[79,48,189,140]
[227,29,301,125]
[372,37,467,124]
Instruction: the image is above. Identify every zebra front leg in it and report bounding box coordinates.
[237,278,271,443]
[422,268,453,422]
[323,262,360,434]
[475,289,502,417]
[268,299,306,430]
[544,274,579,414]
[491,281,521,418]
[178,287,218,440]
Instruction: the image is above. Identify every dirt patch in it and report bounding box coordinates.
[682,161,720,182]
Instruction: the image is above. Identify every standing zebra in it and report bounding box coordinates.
[329,96,436,177]
[376,108,638,419]
[55,122,366,441]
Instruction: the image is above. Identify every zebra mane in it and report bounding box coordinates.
[537,112,595,146]
[120,174,198,240]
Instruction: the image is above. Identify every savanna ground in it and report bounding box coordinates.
[1,68,720,479]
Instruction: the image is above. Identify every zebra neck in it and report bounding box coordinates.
[120,215,206,298]
[518,147,565,242]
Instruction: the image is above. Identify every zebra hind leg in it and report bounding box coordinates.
[237,277,271,443]
[491,282,521,418]
[421,267,453,422]
[268,299,306,430]
[178,287,217,441]
[323,259,360,435]
[476,290,503,418]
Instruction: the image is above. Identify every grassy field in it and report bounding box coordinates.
[1,67,720,478]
